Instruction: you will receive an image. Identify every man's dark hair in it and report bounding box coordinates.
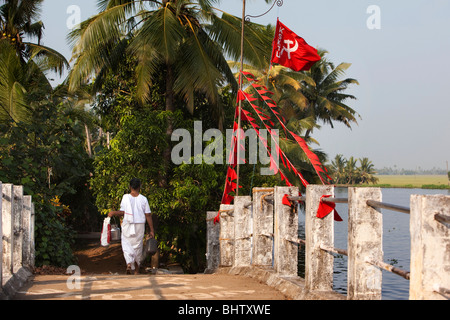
[130,178,141,191]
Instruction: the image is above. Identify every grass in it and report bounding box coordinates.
[373,175,450,189]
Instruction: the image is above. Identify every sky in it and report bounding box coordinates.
[39,0,450,171]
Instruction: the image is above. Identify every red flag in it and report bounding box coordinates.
[271,19,321,72]
[317,195,343,222]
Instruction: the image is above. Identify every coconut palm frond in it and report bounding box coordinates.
[0,41,30,123]
[27,42,70,76]
[208,12,272,70]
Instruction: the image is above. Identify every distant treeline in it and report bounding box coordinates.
[376,167,448,175]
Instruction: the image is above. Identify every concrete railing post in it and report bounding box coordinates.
[30,202,35,269]
[348,187,383,300]
[1,184,34,299]
[219,204,234,267]
[234,196,252,267]
[22,195,33,269]
[2,184,14,276]
[13,185,23,273]
[252,188,274,268]
[0,182,2,290]
[205,211,220,274]
[410,194,450,300]
[274,186,299,277]
[305,185,335,292]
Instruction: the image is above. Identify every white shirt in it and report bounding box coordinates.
[120,194,151,224]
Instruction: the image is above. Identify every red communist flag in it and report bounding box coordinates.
[271,19,321,72]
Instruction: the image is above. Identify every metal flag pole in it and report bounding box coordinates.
[235,0,284,199]
[235,0,246,198]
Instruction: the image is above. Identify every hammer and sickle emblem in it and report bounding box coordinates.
[280,39,299,59]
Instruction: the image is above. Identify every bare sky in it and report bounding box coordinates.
[40,0,450,170]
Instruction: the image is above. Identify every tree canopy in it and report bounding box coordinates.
[0,0,360,271]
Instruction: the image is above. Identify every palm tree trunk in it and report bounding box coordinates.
[165,64,175,112]
[305,129,312,139]
[85,124,92,158]
[161,64,175,188]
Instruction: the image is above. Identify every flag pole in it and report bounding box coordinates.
[236,0,246,198]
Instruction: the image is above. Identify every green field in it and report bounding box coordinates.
[374,175,450,188]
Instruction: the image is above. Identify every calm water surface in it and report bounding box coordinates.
[297,187,450,300]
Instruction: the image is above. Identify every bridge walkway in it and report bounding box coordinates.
[13,272,288,300]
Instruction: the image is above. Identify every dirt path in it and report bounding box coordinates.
[18,238,289,301]
[73,239,128,275]
[17,239,289,301]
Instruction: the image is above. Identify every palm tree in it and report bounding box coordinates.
[68,0,270,116]
[358,157,378,184]
[330,154,347,184]
[345,156,358,185]
[0,0,69,75]
[286,50,360,139]
[0,0,70,124]
[68,0,271,186]
[232,25,360,139]
[231,33,360,185]
[0,40,29,123]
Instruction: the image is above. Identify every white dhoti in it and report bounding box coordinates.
[121,222,145,269]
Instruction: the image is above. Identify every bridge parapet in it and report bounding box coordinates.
[1,182,35,299]
[206,185,450,300]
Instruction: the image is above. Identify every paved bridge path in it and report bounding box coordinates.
[13,273,288,300]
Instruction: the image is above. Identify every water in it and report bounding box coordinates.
[297,187,450,300]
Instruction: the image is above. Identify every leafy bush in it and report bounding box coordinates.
[90,107,227,272]
[0,98,94,267]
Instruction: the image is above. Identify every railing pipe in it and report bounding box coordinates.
[319,244,348,257]
[434,213,450,225]
[367,200,410,214]
[364,257,410,280]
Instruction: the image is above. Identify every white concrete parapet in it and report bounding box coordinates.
[1,182,35,299]
[205,211,220,274]
[305,185,335,292]
[274,186,299,277]
[347,187,383,300]
[252,188,274,268]
[2,183,14,277]
[219,204,234,267]
[410,194,450,300]
[207,185,450,300]
[234,196,252,267]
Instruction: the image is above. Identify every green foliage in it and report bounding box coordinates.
[0,0,69,75]
[329,154,378,185]
[422,184,450,190]
[1,0,367,274]
[0,96,94,267]
[68,0,272,125]
[91,108,169,214]
[91,106,228,273]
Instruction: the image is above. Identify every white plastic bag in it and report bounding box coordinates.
[100,217,111,247]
